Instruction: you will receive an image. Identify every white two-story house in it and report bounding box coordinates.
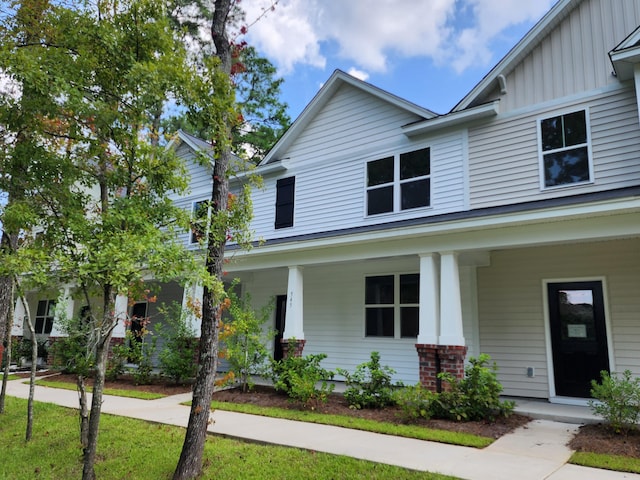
[16,0,640,403]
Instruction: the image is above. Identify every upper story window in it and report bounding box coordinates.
[539,109,592,189]
[365,274,419,338]
[34,299,56,335]
[366,147,430,216]
[275,176,295,229]
[190,200,209,244]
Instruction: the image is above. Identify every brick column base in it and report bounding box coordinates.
[281,339,306,358]
[415,344,468,392]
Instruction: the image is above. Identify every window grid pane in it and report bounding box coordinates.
[367,157,394,186]
[400,148,430,180]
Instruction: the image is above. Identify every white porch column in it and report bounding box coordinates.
[51,286,75,336]
[438,251,465,346]
[283,266,304,340]
[12,296,26,336]
[417,253,439,345]
[112,294,129,338]
[181,283,204,333]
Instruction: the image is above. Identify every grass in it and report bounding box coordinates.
[32,379,165,400]
[210,401,493,448]
[0,396,458,480]
[570,451,640,474]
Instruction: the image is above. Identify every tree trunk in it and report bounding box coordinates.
[173,2,233,478]
[0,278,14,414]
[82,288,116,480]
[77,374,90,449]
[18,293,37,441]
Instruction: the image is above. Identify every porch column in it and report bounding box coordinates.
[416,254,440,388]
[12,296,26,336]
[112,294,129,339]
[438,251,467,384]
[282,266,305,357]
[51,286,74,336]
[181,282,204,333]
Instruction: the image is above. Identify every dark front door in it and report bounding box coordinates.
[274,295,286,361]
[548,281,610,398]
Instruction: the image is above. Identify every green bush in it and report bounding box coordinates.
[106,342,129,381]
[393,384,435,422]
[337,351,400,409]
[590,370,640,434]
[433,354,514,422]
[270,353,335,408]
[220,287,275,392]
[156,303,197,385]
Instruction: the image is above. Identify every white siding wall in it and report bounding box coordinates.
[235,257,479,385]
[477,238,640,398]
[250,84,468,241]
[469,84,640,209]
[493,0,640,113]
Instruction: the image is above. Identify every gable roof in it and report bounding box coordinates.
[453,0,581,112]
[259,69,438,166]
[609,24,640,80]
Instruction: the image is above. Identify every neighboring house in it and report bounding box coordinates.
[15,0,640,404]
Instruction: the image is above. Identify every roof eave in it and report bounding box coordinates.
[402,100,500,137]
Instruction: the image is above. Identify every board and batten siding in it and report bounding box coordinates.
[250,84,468,240]
[477,238,640,399]
[468,84,640,209]
[493,0,640,113]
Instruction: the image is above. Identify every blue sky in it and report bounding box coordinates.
[241,0,557,118]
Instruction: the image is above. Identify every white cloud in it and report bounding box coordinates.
[346,68,369,81]
[241,0,555,75]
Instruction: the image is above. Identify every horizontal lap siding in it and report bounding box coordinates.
[469,86,640,209]
[478,238,640,398]
[238,258,479,385]
[250,84,467,240]
[499,0,640,113]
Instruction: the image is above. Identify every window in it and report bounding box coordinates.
[34,299,55,334]
[365,274,419,338]
[366,148,430,215]
[539,110,591,188]
[275,176,295,229]
[190,200,209,244]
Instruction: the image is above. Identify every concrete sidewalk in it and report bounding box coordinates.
[5,378,640,480]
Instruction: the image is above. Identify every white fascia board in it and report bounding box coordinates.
[454,0,578,112]
[231,161,289,183]
[228,196,640,262]
[402,101,499,137]
[609,46,640,81]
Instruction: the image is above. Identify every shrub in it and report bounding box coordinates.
[590,370,640,434]
[270,353,335,409]
[393,384,435,422]
[220,286,275,392]
[433,354,514,422]
[106,342,129,381]
[156,303,197,385]
[337,351,400,409]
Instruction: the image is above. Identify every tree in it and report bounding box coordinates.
[164,1,290,163]
[173,0,252,477]
[2,1,201,477]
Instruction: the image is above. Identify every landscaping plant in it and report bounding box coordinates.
[270,352,335,408]
[338,351,400,409]
[433,354,514,421]
[156,303,198,385]
[393,384,436,422]
[590,369,640,434]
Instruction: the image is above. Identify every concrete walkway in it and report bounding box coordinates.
[5,378,640,480]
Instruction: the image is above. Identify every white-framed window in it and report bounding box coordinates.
[538,109,592,189]
[190,200,209,244]
[34,299,56,335]
[366,147,430,216]
[364,274,419,338]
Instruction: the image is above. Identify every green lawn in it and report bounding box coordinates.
[0,397,458,479]
[570,451,640,474]
[211,401,493,448]
[33,379,165,400]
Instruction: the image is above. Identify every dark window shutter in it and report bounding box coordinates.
[275,177,295,229]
